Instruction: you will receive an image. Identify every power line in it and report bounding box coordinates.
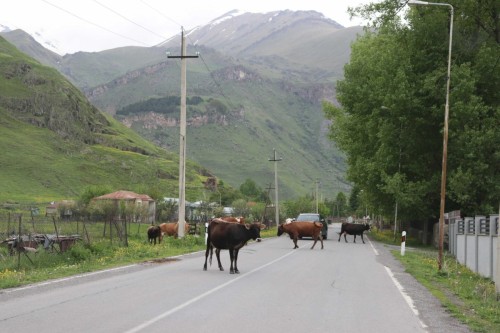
[137,2,235,108]
[41,0,148,46]
[92,0,169,40]
[42,0,236,112]
[139,0,182,27]
[198,53,236,108]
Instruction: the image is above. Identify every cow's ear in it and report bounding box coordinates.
[260,224,267,230]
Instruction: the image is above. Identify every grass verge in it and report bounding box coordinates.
[0,226,277,290]
[371,230,500,333]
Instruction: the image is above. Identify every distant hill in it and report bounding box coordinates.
[159,10,363,82]
[1,29,61,67]
[0,36,210,202]
[1,10,363,199]
[1,29,168,89]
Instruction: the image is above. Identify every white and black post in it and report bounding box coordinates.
[401,231,407,256]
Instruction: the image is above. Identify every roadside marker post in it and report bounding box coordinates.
[205,222,209,245]
[401,231,406,256]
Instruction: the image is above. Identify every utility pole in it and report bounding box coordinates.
[168,29,198,238]
[263,182,274,227]
[315,179,319,214]
[269,149,282,227]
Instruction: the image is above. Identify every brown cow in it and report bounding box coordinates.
[159,222,190,238]
[212,216,245,224]
[277,221,324,249]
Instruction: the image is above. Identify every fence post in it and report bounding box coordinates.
[489,213,499,296]
[489,215,497,279]
[449,218,455,255]
[17,214,22,270]
[475,216,485,274]
[464,217,473,266]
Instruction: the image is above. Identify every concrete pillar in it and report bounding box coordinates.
[493,211,500,296]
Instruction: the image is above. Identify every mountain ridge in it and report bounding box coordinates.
[0,36,210,202]
[1,10,360,199]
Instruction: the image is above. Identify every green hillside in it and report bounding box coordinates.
[58,46,169,89]
[113,70,349,199]
[0,36,209,203]
[84,45,349,198]
[0,29,61,68]
[1,11,355,200]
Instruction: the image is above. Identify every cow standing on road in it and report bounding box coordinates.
[277,221,324,250]
[338,222,371,243]
[203,220,263,274]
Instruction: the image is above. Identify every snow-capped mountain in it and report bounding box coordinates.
[1,24,63,55]
[31,29,63,55]
[1,24,12,33]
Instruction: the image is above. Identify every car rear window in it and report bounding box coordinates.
[296,214,319,221]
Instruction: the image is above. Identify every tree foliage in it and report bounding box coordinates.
[116,95,210,116]
[324,0,499,220]
[239,178,268,202]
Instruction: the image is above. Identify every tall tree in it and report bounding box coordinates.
[324,0,499,221]
[336,192,348,217]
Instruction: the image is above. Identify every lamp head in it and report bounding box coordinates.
[408,0,430,6]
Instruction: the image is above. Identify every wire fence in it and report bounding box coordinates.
[0,212,204,255]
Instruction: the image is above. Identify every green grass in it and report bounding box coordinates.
[395,250,499,333]
[0,36,211,203]
[369,228,426,248]
[0,224,277,290]
[371,229,499,333]
[0,114,198,202]
[0,232,206,289]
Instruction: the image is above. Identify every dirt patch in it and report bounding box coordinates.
[143,258,180,265]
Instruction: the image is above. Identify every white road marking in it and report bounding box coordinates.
[2,251,202,294]
[2,265,137,293]
[384,265,428,330]
[367,237,379,255]
[124,250,297,333]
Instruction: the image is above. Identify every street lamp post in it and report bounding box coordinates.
[408,0,454,270]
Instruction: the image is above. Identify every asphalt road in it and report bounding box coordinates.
[0,224,471,333]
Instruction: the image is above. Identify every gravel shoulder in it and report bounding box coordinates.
[372,241,472,333]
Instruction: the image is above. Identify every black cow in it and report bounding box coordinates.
[203,220,263,274]
[338,222,371,243]
[147,225,162,245]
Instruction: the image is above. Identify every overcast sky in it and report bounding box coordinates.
[1,0,374,55]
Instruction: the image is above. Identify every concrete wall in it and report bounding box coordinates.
[449,214,498,280]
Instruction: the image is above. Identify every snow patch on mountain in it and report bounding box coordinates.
[1,24,12,33]
[209,10,245,27]
[32,29,63,55]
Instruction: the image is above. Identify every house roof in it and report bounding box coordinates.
[94,190,153,201]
